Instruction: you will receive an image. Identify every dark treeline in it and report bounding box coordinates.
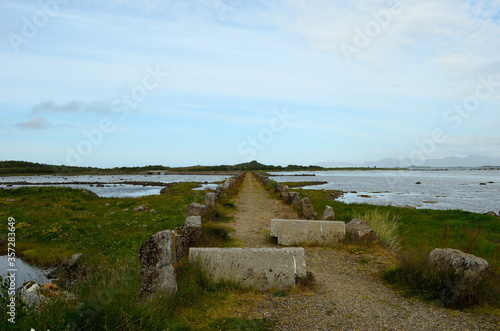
[179,161,324,172]
[0,160,326,175]
[0,161,167,175]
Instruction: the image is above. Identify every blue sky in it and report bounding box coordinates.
[1,0,499,167]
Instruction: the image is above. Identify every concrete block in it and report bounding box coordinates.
[270,219,346,246]
[205,192,216,208]
[189,248,306,291]
[188,203,207,217]
[183,216,202,241]
[139,230,177,295]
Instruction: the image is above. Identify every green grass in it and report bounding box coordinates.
[352,209,405,251]
[1,259,252,330]
[0,177,269,330]
[207,317,274,330]
[300,189,499,269]
[290,187,500,309]
[0,184,204,265]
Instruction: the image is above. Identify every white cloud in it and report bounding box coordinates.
[280,0,500,73]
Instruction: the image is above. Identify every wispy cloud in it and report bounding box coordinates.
[282,0,500,72]
[1,0,499,166]
[32,100,110,114]
[16,117,51,130]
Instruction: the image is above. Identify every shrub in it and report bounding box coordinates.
[353,209,405,251]
[269,180,279,192]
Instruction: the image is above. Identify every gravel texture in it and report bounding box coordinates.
[225,173,499,330]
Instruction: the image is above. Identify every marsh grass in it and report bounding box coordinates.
[4,259,247,330]
[0,175,273,329]
[352,209,405,251]
[272,185,500,309]
[299,189,499,269]
[0,186,204,265]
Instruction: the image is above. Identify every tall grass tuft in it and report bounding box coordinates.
[353,209,405,251]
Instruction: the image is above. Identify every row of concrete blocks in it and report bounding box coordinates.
[140,217,374,295]
[139,175,242,296]
[252,172,319,220]
[187,218,349,291]
[139,227,308,294]
[189,218,348,291]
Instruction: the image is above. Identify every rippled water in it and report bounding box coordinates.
[0,174,231,198]
[271,170,500,214]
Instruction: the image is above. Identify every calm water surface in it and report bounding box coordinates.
[0,256,53,289]
[271,170,500,214]
[0,174,230,198]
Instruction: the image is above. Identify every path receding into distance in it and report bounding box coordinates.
[228,172,299,247]
[223,172,498,330]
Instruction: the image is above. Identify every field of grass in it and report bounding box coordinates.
[279,186,499,310]
[0,183,206,265]
[283,188,500,269]
[0,179,274,330]
[1,173,499,329]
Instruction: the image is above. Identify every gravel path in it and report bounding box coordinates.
[226,173,499,330]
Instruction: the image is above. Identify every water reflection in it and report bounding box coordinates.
[0,256,53,289]
[271,170,500,213]
[0,174,231,198]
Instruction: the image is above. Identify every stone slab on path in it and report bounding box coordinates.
[270,219,346,246]
[189,247,306,291]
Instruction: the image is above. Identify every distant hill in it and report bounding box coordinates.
[320,155,500,168]
[362,155,500,168]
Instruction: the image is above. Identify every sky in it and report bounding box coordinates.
[1,0,499,167]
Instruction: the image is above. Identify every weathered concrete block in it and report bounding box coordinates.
[215,184,224,199]
[346,219,377,242]
[189,248,306,291]
[289,192,301,204]
[188,203,207,217]
[172,229,188,262]
[300,198,317,220]
[183,216,202,242]
[205,192,216,208]
[270,219,346,246]
[139,230,178,295]
[322,206,335,221]
[278,185,290,200]
[223,177,236,190]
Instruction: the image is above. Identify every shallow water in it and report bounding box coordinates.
[0,256,53,289]
[271,170,500,214]
[0,174,230,198]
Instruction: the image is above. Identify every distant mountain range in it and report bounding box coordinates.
[319,155,500,168]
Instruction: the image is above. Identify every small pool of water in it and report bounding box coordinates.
[0,256,53,289]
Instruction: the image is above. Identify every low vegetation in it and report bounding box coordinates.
[1,171,498,329]
[352,209,405,251]
[0,176,266,330]
[0,160,400,176]
[0,160,326,176]
[265,183,499,310]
